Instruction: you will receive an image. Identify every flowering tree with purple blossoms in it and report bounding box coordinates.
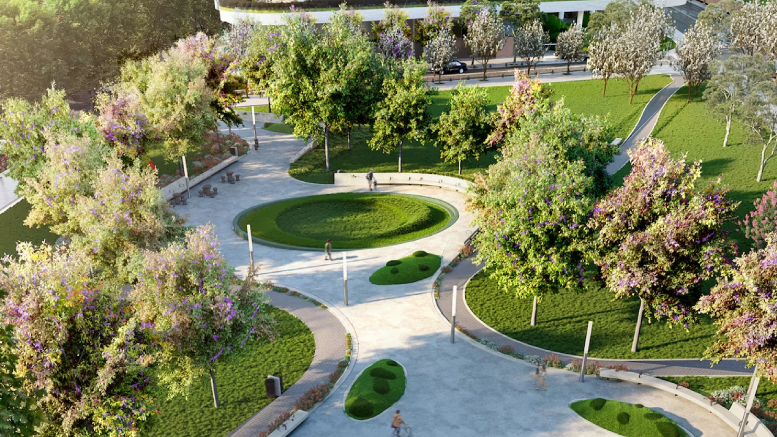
[587,138,738,353]
[487,72,552,147]
[460,0,496,66]
[698,232,777,381]
[0,243,158,436]
[376,26,413,62]
[464,8,506,80]
[468,143,595,326]
[94,91,154,161]
[414,1,454,45]
[740,181,777,250]
[240,24,284,94]
[130,225,275,407]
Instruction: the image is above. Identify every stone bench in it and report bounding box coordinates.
[599,369,774,437]
[268,410,309,437]
[334,172,473,193]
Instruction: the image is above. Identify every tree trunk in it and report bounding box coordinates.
[631,298,645,353]
[628,86,635,105]
[567,60,571,74]
[526,59,531,75]
[723,116,732,147]
[483,59,488,80]
[458,159,462,175]
[472,54,476,67]
[530,296,538,326]
[398,140,403,173]
[210,370,220,408]
[347,128,351,151]
[324,124,331,173]
[758,144,769,182]
[634,79,640,95]
[513,40,517,63]
[602,77,608,97]
[268,96,271,114]
[687,84,692,103]
[215,127,221,153]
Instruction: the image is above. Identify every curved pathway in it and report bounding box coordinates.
[437,254,752,376]
[175,119,735,436]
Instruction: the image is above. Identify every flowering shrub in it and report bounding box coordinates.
[345,333,353,350]
[709,386,762,408]
[740,181,777,249]
[294,384,331,411]
[478,338,499,350]
[678,381,690,388]
[441,265,453,273]
[564,359,603,375]
[523,355,542,366]
[498,345,516,355]
[455,324,478,340]
[542,354,563,369]
[257,411,293,437]
[604,364,628,372]
[459,244,475,258]
[328,368,344,385]
[487,72,550,146]
[95,93,152,159]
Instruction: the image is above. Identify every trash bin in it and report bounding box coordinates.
[230,146,238,156]
[265,375,283,398]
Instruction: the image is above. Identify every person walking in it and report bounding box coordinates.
[537,364,548,391]
[533,363,541,389]
[324,239,332,261]
[366,168,374,191]
[391,410,407,436]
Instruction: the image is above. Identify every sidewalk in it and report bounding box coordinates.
[0,172,19,213]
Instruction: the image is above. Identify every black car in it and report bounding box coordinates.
[438,60,468,75]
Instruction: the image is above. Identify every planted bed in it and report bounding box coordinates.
[235,193,457,250]
[369,251,442,285]
[345,359,406,420]
[571,398,689,437]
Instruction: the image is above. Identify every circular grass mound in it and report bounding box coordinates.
[369,252,442,285]
[235,193,457,250]
[570,399,689,437]
[345,359,406,420]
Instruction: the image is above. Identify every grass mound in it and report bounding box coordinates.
[237,193,454,250]
[465,270,716,359]
[571,399,689,437]
[344,359,406,420]
[369,252,442,285]
[147,305,315,437]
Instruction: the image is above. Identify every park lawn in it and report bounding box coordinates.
[236,105,270,113]
[147,305,315,437]
[571,399,689,437]
[263,123,294,135]
[369,251,442,285]
[0,199,58,258]
[649,84,768,253]
[465,270,717,359]
[659,376,777,407]
[344,359,406,420]
[239,193,453,250]
[288,76,671,184]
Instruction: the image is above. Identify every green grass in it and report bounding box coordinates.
[287,76,672,184]
[369,251,442,285]
[238,193,453,250]
[236,105,270,113]
[344,359,406,420]
[263,123,294,135]
[659,376,777,406]
[0,199,58,258]
[147,305,315,437]
[571,398,689,437]
[465,270,717,359]
[650,84,767,253]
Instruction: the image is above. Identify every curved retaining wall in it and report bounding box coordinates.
[334,172,473,193]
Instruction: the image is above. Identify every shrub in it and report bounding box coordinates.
[542,354,563,369]
[418,264,430,271]
[655,422,680,437]
[369,367,397,380]
[328,368,344,385]
[477,338,499,350]
[349,397,374,419]
[294,384,331,411]
[565,359,603,375]
[372,377,390,395]
[616,412,630,425]
[413,250,428,257]
[523,355,541,366]
[390,267,399,274]
[459,244,474,258]
[386,260,402,267]
[337,359,349,369]
[634,404,644,408]
[441,265,452,273]
[258,411,293,437]
[498,345,516,355]
[678,381,689,388]
[644,412,663,421]
[590,398,607,411]
[386,360,399,367]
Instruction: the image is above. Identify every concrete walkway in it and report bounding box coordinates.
[174,121,734,436]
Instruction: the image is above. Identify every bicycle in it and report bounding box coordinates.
[389,424,412,437]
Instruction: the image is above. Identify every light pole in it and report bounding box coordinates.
[251,106,258,150]
[579,321,593,382]
[182,156,191,198]
[247,224,254,271]
[343,252,348,306]
[450,285,457,343]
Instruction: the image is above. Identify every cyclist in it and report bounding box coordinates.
[391,410,407,436]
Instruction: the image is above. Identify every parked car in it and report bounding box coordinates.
[436,60,468,75]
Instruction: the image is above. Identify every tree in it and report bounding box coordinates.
[555,24,584,74]
[697,232,777,380]
[587,0,642,34]
[431,84,494,174]
[614,4,674,104]
[513,20,548,75]
[0,322,44,437]
[740,181,777,250]
[587,138,738,352]
[0,86,90,194]
[464,9,506,80]
[460,0,496,66]
[1,243,159,436]
[760,2,777,83]
[240,24,284,94]
[468,143,595,326]
[130,225,275,406]
[424,31,457,83]
[731,2,762,55]
[414,1,454,45]
[499,0,542,62]
[676,21,720,102]
[376,26,414,62]
[587,24,618,97]
[368,61,432,172]
[487,71,552,146]
[704,55,774,147]
[740,78,777,182]
[697,0,742,45]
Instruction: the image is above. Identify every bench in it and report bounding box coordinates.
[268,410,309,437]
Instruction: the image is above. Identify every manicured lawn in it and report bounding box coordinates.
[465,270,717,359]
[147,305,315,437]
[571,398,689,437]
[236,105,270,113]
[238,193,454,250]
[369,251,442,285]
[659,376,777,406]
[263,123,294,135]
[0,199,58,258]
[649,84,767,253]
[344,359,406,420]
[287,76,671,184]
